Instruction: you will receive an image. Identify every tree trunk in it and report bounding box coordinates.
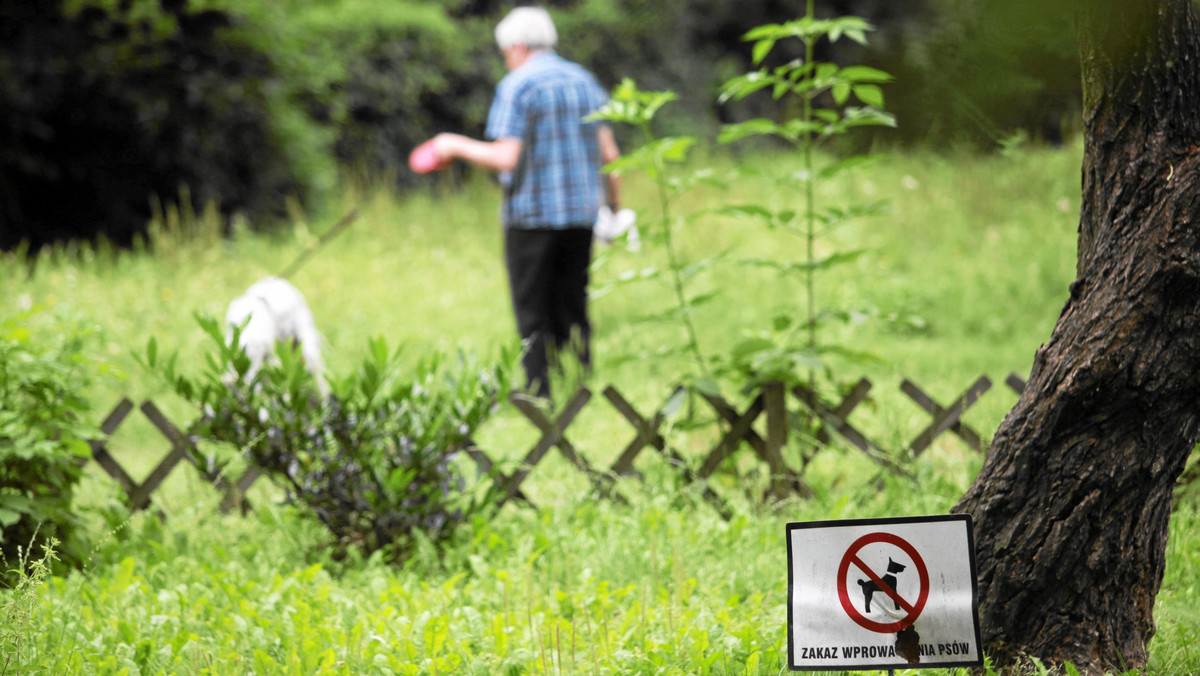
[953,0,1200,673]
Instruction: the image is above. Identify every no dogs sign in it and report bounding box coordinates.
[786,514,982,671]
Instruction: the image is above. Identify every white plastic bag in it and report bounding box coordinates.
[594,205,640,251]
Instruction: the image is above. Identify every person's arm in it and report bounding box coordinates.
[434,133,522,172]
[598,124,621,208]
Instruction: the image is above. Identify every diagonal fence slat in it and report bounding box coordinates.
[88,398,138,494]
[1006,373,1028,394]
[498,388,592,506]
[814,378,873,447]
[604,385,673,478]
[458,438,534,505]
[218,466,263,516]
[902,376,992,456]
[698,392,765,479]
[136,400,257,513]
[126,401,195,510]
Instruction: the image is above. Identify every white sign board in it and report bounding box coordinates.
[786,514,982,672]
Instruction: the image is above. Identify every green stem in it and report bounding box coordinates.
[803,0,817,391]
[644,123,709,380]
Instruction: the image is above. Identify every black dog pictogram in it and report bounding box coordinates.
[856,558,906,613]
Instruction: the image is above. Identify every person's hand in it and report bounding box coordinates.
[409,136,454,174]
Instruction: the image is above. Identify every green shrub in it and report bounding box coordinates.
[0,310,108,585]
[144,315,515,563]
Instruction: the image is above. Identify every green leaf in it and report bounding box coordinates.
[370,335,389,367]
[818,343,885,365]
[817,200,891,227]
[817,154,883,181]
[853,84,885,108]
[661,388,688,418]
[0,507,22,527]
[844,29,868,45]
[685,290,720,308]
[751,37,777,65]
[668,168,735,194]
[778,119,824,141]
[832,82,851,105]
[718,71,774,104]
[715,204,774,222]
[605,136,695,176]
[730,336,776,360]
[65,438,91,459]
[815,62,839,85]
[838,65,892,83]
[717,118,781,144]
[813,109,840,124]
[658,136,696,163]
[387,467,415,492]
[587,78,677,126]
[808,249,869,271]
[842,106,897,129]
[690,378,723,398]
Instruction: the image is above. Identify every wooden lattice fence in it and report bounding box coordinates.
[84,373,1032,519]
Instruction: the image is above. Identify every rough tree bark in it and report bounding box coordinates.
[953,0,1200,673]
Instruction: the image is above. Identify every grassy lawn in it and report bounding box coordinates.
[3,138,1198,674]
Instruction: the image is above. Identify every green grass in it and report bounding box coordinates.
[3,137,1198,674]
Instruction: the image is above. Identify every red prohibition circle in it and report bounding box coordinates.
[836,532,930,633]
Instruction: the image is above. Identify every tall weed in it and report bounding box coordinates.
[0,538,58,674]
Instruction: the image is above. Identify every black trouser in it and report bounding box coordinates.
[504,226,593,397]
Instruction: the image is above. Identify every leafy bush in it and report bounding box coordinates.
[0,310,108,585]
[144,315,515,563]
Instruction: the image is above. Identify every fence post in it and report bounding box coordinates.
[762,381,798,498]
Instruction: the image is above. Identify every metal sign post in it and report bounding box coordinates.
[786,514,982,672]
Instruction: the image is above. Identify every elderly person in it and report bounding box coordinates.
[433,6,620,398]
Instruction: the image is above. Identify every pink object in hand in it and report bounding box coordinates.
[409,139,449,174]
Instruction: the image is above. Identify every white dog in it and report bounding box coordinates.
[225,276,327,394]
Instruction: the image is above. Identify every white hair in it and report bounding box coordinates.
[495,6,557,51]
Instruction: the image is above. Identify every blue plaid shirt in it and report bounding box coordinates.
[486,52,608,230]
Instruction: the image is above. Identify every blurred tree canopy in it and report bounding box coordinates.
[0,0,1080,251]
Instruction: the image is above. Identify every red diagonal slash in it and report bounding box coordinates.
[837,532,930,633]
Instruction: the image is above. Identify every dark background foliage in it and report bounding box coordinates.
[0,1,297,251]
[0,0,1081,252]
